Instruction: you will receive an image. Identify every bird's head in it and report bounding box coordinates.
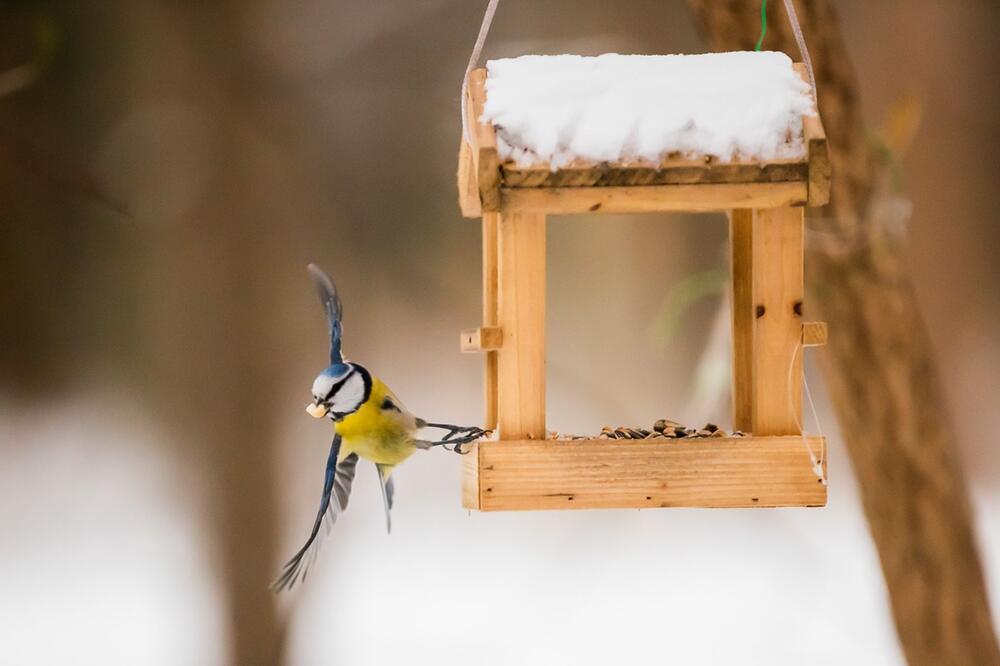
[306,362,372,421]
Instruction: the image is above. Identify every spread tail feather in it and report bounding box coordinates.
[375,463,395,534]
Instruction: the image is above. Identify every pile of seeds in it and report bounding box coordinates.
[548,420,746,441]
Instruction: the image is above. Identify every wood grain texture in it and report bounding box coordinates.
[792,63,833,207]
[752,207,804,436]
[461,436,827,511]
[466,69,501,212]
[502,157,809,188]
[729,209,754,432]
[457,140,482,218]
[500,182,807,215]
[802,321,828,347]
[804,114,832,206]
[688,2,1000,663]
[496,212,546,440]
[460,326,502,352]
[461,444,480,509]
[482,213,499,430]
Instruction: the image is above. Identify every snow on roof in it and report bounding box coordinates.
[482,52,815,169]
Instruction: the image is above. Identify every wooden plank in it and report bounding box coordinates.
[500,182,807,215]
[729,209,754,432]
[460,326,503,352]
[752,207,804,436]
[496,212,546,440]
[457,140,482,218]
[803,114,832,206]
[503,157,808,188]
[461,445,481,509]
[792,63,832,207]
[482,213,499,430]
[466,69,501,212]
[802,321,828,347]
[467,436,827,511]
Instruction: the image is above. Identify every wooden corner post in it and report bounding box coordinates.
[730,207,805,436]
[729,209,754,432]
[496,212,546,440]
[482,212,499,429]
[730,206,804,436]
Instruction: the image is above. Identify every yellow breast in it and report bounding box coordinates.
[334,377,417,466]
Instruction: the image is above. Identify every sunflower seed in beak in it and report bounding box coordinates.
[306,403,328,419]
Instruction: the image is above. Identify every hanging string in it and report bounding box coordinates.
[755,0,768,51]
[461,0,501,145]
[782,0,818,105]
[787,341,827,484]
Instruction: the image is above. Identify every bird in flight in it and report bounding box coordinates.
[273,264,486,591]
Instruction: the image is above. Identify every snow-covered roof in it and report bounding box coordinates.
[482,52,815,169]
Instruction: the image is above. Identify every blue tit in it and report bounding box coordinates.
[273,264,487,591]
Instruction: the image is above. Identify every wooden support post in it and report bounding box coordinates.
[729,209,754,432]
[482,213,499,430]
[496,212,546,440]
[751,207,804,436]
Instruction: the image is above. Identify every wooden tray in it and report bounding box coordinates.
[462,436,827,511]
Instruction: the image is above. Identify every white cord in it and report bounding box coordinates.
[460,0,501,145]
[782,0,818,105]
[787,341,828,484]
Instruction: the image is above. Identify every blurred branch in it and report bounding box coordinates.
[0,128,129,215]
[0,63,37,97]
[0,12,60,98]
[688,2,1000,664]
[0,12,124,214]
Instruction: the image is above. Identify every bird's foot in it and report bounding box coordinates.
[421,423,491,454]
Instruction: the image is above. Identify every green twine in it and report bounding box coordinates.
[755,0,768,51]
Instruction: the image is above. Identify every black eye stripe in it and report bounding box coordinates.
[322,365,372,410]
[381,397,401,413]
[323,371,353,399]
[326,376,347,398]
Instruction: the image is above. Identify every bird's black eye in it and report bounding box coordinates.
[381,397,401,412]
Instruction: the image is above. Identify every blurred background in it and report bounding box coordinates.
[2,1,998,664]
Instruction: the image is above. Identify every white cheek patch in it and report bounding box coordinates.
[329,372,367,414]
[312,373,337,400]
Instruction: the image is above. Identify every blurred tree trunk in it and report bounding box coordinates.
[148,203,285,666]
[687,2,1000,664]
[123,4,296,664]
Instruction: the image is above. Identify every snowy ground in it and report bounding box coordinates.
[8,383,999,665]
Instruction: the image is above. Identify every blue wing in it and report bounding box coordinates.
[273,435,357,592]
[308,263,344,365]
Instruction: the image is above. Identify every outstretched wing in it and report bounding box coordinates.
[272,436,358,592]
[308,263,344,365]
[375,463,395,535]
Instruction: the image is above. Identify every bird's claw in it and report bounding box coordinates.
[423,424,490,454]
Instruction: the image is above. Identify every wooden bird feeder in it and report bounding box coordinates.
[457,59,830,512]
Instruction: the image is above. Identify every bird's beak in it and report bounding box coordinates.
[306,402,328,419]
